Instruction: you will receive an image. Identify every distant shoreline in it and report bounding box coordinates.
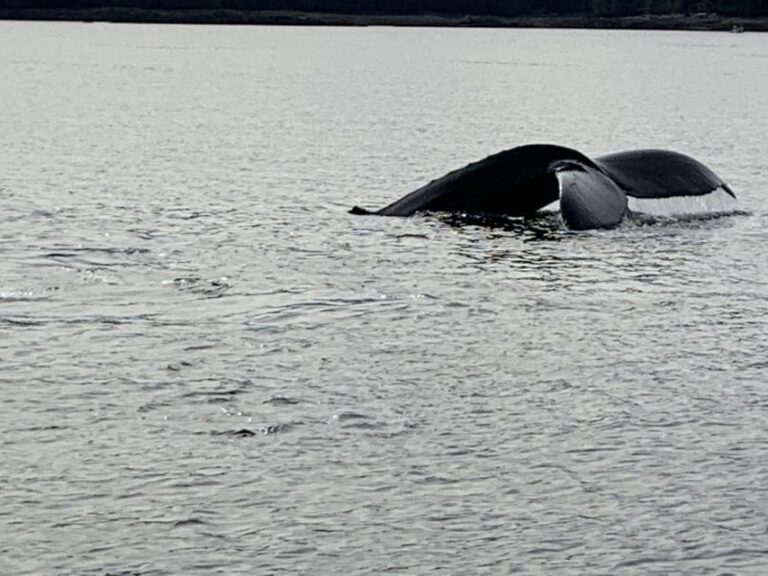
[1,9,767,32]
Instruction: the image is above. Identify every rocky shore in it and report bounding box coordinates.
[1,8,766,31]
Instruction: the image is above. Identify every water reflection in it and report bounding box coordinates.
[625,209,749,229]
[435,210,567,242]
[414,205,753,304]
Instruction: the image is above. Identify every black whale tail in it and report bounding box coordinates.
[350,144,734,231]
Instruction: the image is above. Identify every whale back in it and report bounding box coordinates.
[595,149,735,199]
[367,144,596,217]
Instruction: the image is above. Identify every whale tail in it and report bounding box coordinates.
[350,144,733,230]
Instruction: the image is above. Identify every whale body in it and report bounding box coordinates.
[350,144,734,230]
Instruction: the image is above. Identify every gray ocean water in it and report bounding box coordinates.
[1,21,767,575]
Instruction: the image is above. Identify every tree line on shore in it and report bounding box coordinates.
[2,0,766,18]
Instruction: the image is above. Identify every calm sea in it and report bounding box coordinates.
[1,21,767,575]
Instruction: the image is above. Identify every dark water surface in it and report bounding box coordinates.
[1,22,767,575]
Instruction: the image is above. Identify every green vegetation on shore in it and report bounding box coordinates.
[1,0,767,29]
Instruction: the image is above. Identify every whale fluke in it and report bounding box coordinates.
[350,144,734,230]
[594,149,735,200]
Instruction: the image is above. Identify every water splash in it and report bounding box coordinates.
[627,187,738,217]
